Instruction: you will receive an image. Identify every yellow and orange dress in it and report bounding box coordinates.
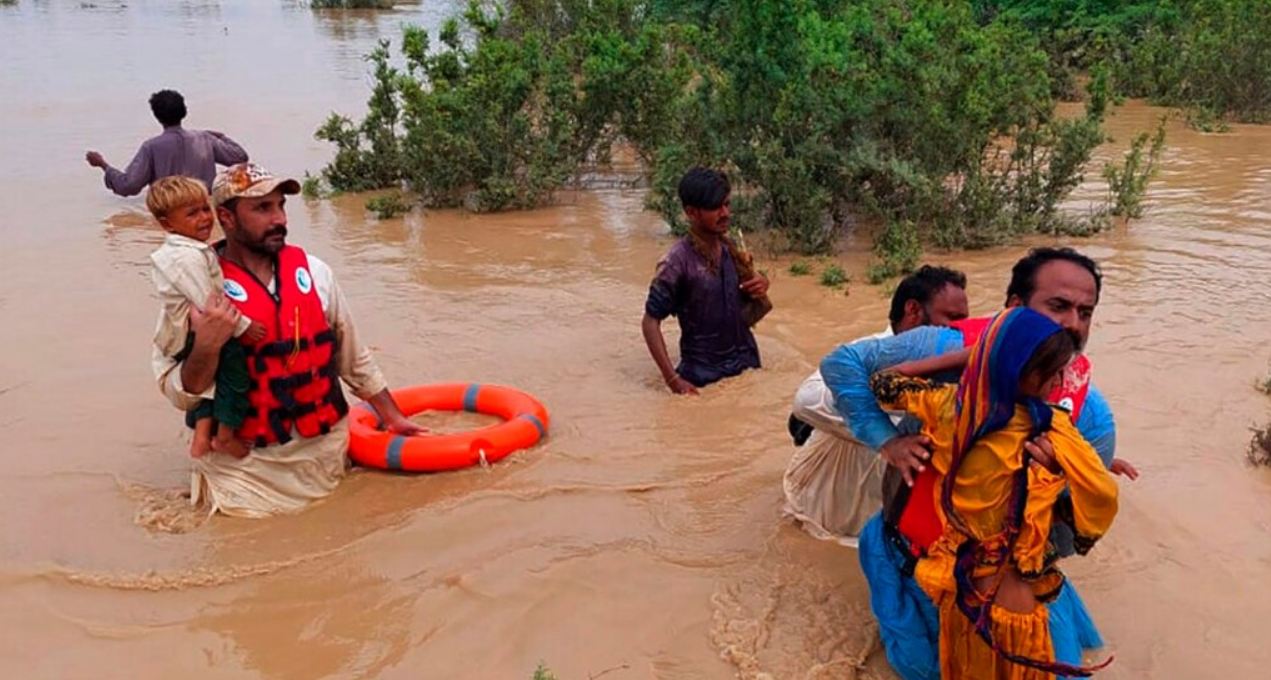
[872,373,1118,679]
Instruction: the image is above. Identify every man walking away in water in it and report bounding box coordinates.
[641,167,772,394]
[86,89,249,196]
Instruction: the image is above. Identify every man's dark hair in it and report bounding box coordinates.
[149,89,187,127]
[888,265,968,328]
[1005,247,1102,305]
[678,167,730,210]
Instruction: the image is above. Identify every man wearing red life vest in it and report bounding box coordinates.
[820,248,1138,679]
[153,163,423,517]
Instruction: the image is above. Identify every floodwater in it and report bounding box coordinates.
[2,1,1271,678]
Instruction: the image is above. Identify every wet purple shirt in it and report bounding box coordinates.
[645,238,761,386]
[103,126,249,196]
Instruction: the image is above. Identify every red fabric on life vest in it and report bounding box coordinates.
[219,245,347,446]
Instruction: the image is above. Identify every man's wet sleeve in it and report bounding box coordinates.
[821,327,962,451]
[644,257,681,321]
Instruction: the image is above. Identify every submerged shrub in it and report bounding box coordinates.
[319,1,1163,271]
[868,220,922,285]
[365,192,412,219]
[1249,423,1271,467]
[1104,118,1166,218]
[310,0,395,8]
[819,264,848,288]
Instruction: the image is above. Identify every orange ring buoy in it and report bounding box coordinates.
[348,383,549,472]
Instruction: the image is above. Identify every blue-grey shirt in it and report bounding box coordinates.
[103,126,249,196]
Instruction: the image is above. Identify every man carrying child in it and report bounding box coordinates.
[148,162,422,517]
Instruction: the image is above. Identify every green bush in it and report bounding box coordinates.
[315,40,404,192]
[365,192,412,219]
[788,260,812,276]
[301,172,327,199]
[1142,0,1271,125]
[820,264,848,288]
[318,1,696,212]
[310,0,395,8]
[1103,118,1166,218]
[319,1,1139,270]
[981,1,1271,127]
[868,220,922,284]
[1250,423,1271,467]
[646,0,1115,258]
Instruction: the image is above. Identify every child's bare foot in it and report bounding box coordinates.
[190,436,212,458]
[213,427,250,458]
[191,417,214,458]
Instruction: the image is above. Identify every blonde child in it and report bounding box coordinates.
[147,176,263,458]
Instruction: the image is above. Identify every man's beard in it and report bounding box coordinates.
[246,225,287,254]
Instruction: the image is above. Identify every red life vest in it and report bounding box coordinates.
[219,245,348,447]
[893,315,1093,555]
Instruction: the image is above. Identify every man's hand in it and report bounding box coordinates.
[1024,434,1061,474]
[366,389,429,436]
[382,413,428,436]
[1110,457,1140,480]
[189,293,241,350]
[880,434,932,486]
[666,374,700,395]
[85,150,107,169]
[740,274,770,298]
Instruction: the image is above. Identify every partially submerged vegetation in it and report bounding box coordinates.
[365,191,411,219]
[819,264,848,289]
[788,261,811,277]
[1251,425,1271,467]
[979,1,1271,127]
[310,0,395,9]
[308,1,1271,274]
[1251,365,1271,467]
[1103,118,1167,219]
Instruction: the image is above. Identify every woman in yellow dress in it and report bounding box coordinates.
[870,307,1118,679]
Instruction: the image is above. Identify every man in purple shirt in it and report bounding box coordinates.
[641,167,771,394]
[85,89,249,195]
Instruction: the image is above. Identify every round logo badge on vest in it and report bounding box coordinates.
[295,267,313,295]
[1058,396,1075,412]
[223,279,249,302]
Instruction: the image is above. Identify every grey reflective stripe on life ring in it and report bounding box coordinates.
[463,383,482,412]
[518,413,547,439]
[386,435,408,470]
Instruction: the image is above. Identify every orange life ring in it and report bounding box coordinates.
[348,383,549,472]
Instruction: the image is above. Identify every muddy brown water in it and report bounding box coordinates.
[2,2,1271,678]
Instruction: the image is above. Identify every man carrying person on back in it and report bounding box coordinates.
[784,265,969,547]
[821,247,1138,679]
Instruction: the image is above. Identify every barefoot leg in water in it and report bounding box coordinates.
[190,417,213,458]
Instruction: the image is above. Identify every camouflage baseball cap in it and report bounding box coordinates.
[212,162,301,207]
